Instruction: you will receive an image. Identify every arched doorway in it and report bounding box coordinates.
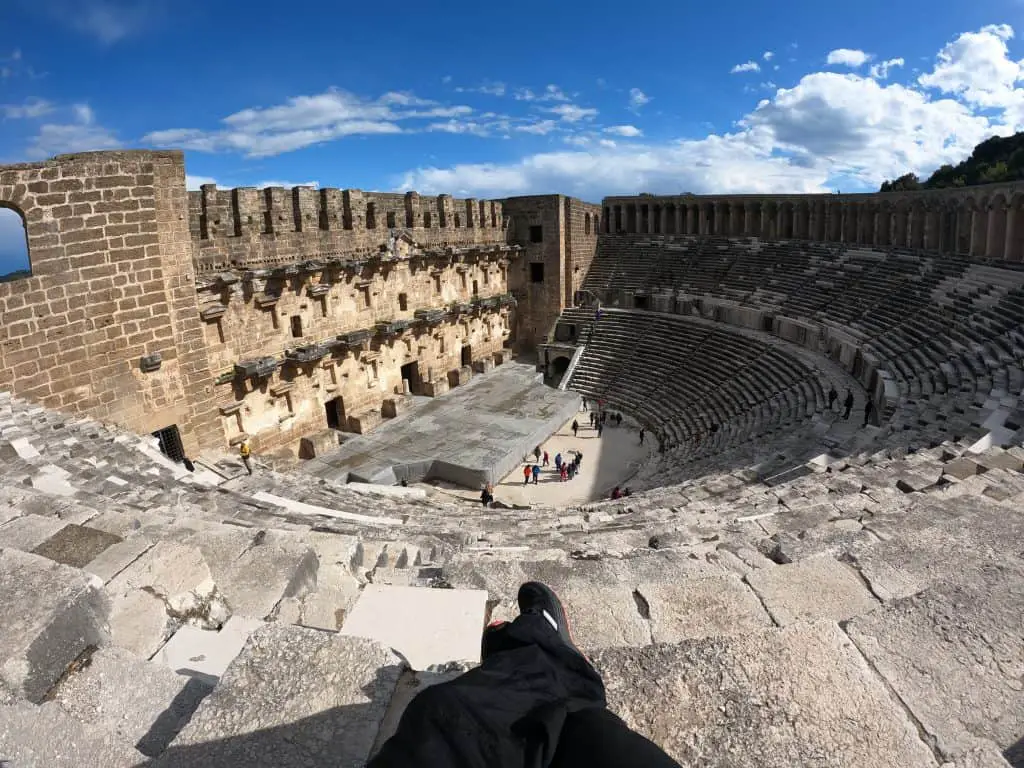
[0,204,31,281]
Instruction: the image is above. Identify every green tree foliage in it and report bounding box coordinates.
[878,132,1024,191]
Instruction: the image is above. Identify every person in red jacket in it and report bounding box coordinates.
[369,582,681,768]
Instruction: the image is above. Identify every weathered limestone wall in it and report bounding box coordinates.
[603,185,1024,261]
[565,197,602,303]
[0,151,216,455]
[190,185,507,274]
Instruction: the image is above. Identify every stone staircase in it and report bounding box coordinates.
[0,391,1022,767]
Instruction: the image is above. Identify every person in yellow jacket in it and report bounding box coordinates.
[239,440,253,475]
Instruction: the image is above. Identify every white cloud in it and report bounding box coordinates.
[918,24,1023,111]
[42,0,160,44]
[144,87,478,157]
[826,48,872,68]
[545,104,598,122]
[426,119,493,137]
[2,98,54,119]
[763,51,775,61]
[731,61,761,74]
[869,57,905,80]
[514,120,558,135]
[628,88,651,110]
[514,85,570,102]
[255,180,319,189]
[454,81,507,97]
[604,125,643,137]
[397,24,1018,201]
[26,102,119,158]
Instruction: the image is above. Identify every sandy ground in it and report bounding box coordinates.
[435,406,654,506]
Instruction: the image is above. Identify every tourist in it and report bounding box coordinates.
[532,464,541,484]
[534,445,542,462]
[597,422,604,438]
[480,486,493,506]
[843,389,854,420]
[542,450,550,466]
[555,452,563,471]
[560,465,568,482]
[610,486,621,500]
[576,450,583,468]
[239,440,253,475]
[589,412,596,428]
[623,487,631,497]
[581,397,588,411]
[639,427,645,445]
[523,465,531,485]
[368,581,683,768]
[828,386,838,411]
[863,399,874,428]
[615,413,622,427]
[567,462,576,480]
[572,419,579,437]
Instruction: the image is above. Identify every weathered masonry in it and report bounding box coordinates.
[0,150,533,456]
[603,188,1024,261]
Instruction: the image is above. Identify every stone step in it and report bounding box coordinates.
[49,645,212,758]
[153,626,403,768]
[592,621,938,767]
[0,549,108,704]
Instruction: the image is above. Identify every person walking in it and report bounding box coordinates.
[531,464,541,485]
[863,399,874,428]
[589,412,595,428]
[555,452,563,471]
[560,465,568,482]
[610,486,621,500]
[597,422,603,438]
[239,440,253,476]
[843,389,854,420]
[542,450,550,467]
[369,581,683,767]
[581,397,588,411]
[523,465,531,486]
[534,445,542,463]
[571,420,579,438]
[827,386,838,412]
[639,427,645,445]
[575,450,583,469]
[567,462,576,480]
[480,485,493,507]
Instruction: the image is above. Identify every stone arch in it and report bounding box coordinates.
[702,202,716,235]
[827,202,843,242]
[892,202,910,248]
[584,213,591,235]
[779,202,795,239]
[0,201,32,280]
[1007,194,1024,261]
[969,197,988,257]
[908,200,926,249]
[986,193,1008,259]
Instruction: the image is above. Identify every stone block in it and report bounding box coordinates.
[0,515,67,552]
[0,549,108,703]
[745,554,879,626]
[348,408,383,434]
[944,458,983,481]
[637,575,773,643]
[51,645,212,758]
[381,396,411,419]
[845,564,1024,762]
[591,622,938,767]
[0,700,145,766]
[31,523,121,568]
[155,626,403,768]
[158,615,265,686]
[340,584,487,670]
[5,436,40,460]
[298,428,340,459]
[472,356,495,375]
[84,533,153,583]
[29,463,78,497]
[422,377,449,397]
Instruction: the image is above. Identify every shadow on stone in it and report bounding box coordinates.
[135,677,213,758]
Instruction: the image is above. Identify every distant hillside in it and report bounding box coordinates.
[880,132,1024,192]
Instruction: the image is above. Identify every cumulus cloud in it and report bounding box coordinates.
[396,23,1023,200]
[144,87,476,157]
[763,51,775,61]
[514,85,569,102]
[731,61,761,74]
[1,98,54,119]
[26,102,120,158]
[869,58,905,79]
[629,88,651,111]
[826,48,872,68]
[604,125,642,137]
[454,81,507,97]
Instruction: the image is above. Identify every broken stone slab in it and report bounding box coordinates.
[29,463,78,497]
[944,457,984,481]
[0,700,145,766]
[5,436,40,460]
[745,554,879,626]
[637,575,773,643]
[155,626,403,768]
[340,584,488,670]
[157,615,265,686]
[186,528,318,620]
[845,563,1024,763]
[251,490,404,526]
[0,549,108,703]
[590,621,937,767]
[50,645,212,758]
[84,533,153,583]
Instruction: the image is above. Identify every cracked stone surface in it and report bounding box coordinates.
[638,574,774,642]
[745,553,880,626]
[591,621,938,767]
[845,562,1024,763]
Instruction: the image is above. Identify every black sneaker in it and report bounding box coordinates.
[517,581,579,652]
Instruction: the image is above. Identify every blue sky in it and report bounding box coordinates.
[2,0,1024,271]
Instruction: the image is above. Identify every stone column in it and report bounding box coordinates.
[1005,204,1019,261]
[675,203,685,235]
[686,205,697,234]
[744,204,755,236]
[986,203,1006,259]
[970,205,988,257]
[645,204,655,234]
[660,204,670,235]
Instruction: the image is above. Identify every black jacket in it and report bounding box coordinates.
[368,613,681,768]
